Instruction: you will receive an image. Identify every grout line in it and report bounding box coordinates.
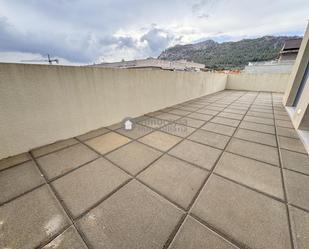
[164,91,256,249]
[236,125,275,134]
[165,153,212,172]
[75,93,248,248]
[35,224,72,249]
[0,158,32,173]
[76,132,193,211]
[46,156,101,183]
[29,151,94,249]
[213,172,285,203]
[73,178,133,221]
[271,93,295,249]
[188,133,278,149]
[0,182,46,207]
[220,150,280,168]
[163,214,187,249]
[289,203,309,213]
[282,166,309,177]
[31,139,80,159]
[189,214,245,249]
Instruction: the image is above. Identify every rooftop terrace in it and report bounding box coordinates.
[1,90,308,249]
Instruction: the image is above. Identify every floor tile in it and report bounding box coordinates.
[169,216,238,249]
[218,112,243,120]
[274,110,289,116]
[138,154,208,209]
[116,124,153,139]
[175,117,205,128]
[0,186,70,249]
[76,127,109,141]
[196,108,219,116]
[107,122,122,130]
[0,152,31,171]
[32,138,78,158]
[289,206,309,249]
[201,122,236,136]
[211,117,240,127]
[229,105,249,110]
[224,108,247,115]
[250,107,273,114]
[169,139,222,170]
[281,149,309,175]
[207,105,225,111]
[188,113,213,121]
[243,116,274,125]
[212,103,228,107]
[188,130,230,149]
[156,113,181,121]
[239,121,275,134]
[277,127,299,139]
[37,143,98,180]
[284,170,309,210]
[0,160,45,204]
[246,111,274,119]
[278,136,307,154]
[52,158,130,218]
[168,109,191,116]
[160,123,196,138]
[106,141,162,175]
[147,110,165,117]
[234,128,277,147]
[138,117,170,128]
[275,114,291,121]
[161,107,175,112]
[42,226,88,249]
[191,175,291,249]
[139,131,182,151]
[276,119,294,128]
[133,115,149,122]
[77,180,183,249]
[179,106,199,111]
[227,138,279,165]
[215,152,284,199]
[85,132,131,155]
[251,106,272,111]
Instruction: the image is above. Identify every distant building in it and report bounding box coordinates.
[245,38,302,74]
[244,60,295,74]
[92,58,205,71]
[279,38,302,61]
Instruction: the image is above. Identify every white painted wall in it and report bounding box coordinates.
[226,73,290,92]
[0,63,227,159]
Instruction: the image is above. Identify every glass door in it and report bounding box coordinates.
[293,62,309,107]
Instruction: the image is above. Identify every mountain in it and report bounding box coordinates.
[158,36,300,70]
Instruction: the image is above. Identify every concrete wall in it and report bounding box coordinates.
[0,63,227,159]
[226,73,290,92]
[244,63,294,74]
[284,24,309,106]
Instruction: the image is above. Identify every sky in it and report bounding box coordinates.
[0,0,308,65]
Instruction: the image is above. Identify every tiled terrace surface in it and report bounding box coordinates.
[1,90,309,249]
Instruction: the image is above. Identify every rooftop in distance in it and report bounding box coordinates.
[93,58,205,71]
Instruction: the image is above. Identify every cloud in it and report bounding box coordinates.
[140,27,181,55]
[0,0,308,63]
[0,51,82,65]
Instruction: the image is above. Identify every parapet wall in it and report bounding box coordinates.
[226,73,290,92]
[0,63,291,159]
[0,63,227,159]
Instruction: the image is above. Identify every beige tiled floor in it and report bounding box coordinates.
[0,90,309,249]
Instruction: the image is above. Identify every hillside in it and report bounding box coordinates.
[158,36,299,70]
